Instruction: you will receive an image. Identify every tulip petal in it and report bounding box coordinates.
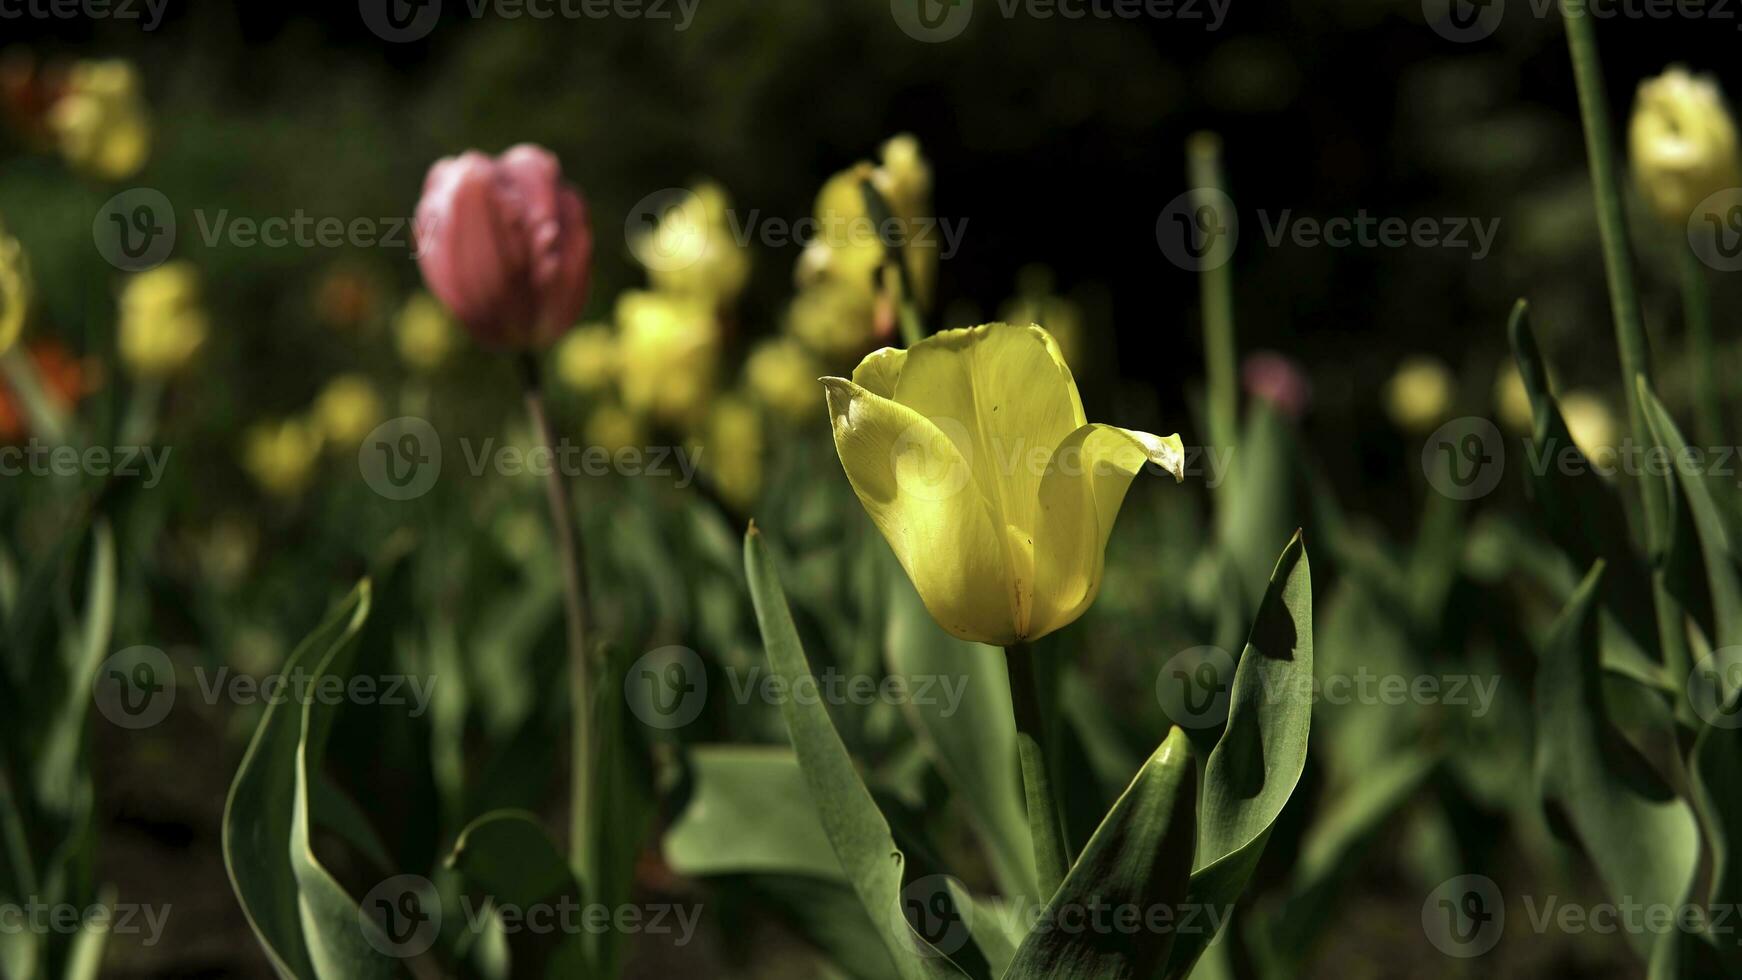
[1029,424,1185,639]
[822,377,1021,645]
[851,346,907,398]
[890,324,1088,630]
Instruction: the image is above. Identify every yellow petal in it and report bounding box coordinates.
[822,376,1020,645]
[1029,424,1185,640]
[850,346,907,397]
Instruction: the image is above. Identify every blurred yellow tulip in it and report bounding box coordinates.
[0,225,29,356]
[118,261,207,378]
[786,279,878,361]
[312,374,384,448]
[555,322,619,395]
[584,402,646,454]
[49,59,150,181]
[822,323,1183,646]
[1560,391,1619,461]
[244,418,323,498]
[1385,356,1455,433]
[1630,66,1742,227]
[699,394,764,511]
[745,337,822,424]
[632,181,751,306]
[616,290,718,427]
[999,265,1084,370]
[1493,363,1533,433]
[394,291,458,372]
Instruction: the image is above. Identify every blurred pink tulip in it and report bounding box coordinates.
[1242,350,1312,419]
[414,144,592,350]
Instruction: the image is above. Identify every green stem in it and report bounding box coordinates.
[1560,1,1667,554]
[1,347,68,445]
[516,353,596,877]
[1005,641,1069,897]
[1189,132,1238,463]
[1678,244,1725,448]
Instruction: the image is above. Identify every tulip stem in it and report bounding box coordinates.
[1678,244,1725,448]
[516,352,597,873]
[1005,641,1070,897]
[1189,132,1238,463]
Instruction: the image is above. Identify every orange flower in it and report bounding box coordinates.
[0,340,101,442]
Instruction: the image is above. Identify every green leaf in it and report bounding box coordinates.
[579,642,657,979]
[34,521,114,820]
[744,525,967,980]
[1164,532,1313,979]
[1002,728,1196,979]
[665,745,845,880]
[886,579,1037,902]
[222,582,386,980]
[1534,562,1698,960]
[448,810,589,979]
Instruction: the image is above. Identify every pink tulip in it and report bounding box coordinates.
[414,144,593,350]
[1242,350,1312,419]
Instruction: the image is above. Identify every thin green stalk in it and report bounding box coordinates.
[1005,641,1069,897]
[1189,132,1238,462]
[516,353,597,877]
[1,347,68,445]
[1561,2,1690,687]
[1678,244,1725,448]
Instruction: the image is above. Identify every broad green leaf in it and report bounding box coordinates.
[578,642,657,979]
[665,745,844,880]
[222,582,373,980]
[448,810,589,979]
[886,578,1037,902]
[1002,728,1196,980]
[1535,562,1698,960]
[1164,532,1312,979]
[744,525,966,980]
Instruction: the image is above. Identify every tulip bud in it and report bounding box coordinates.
[394,291,458,373]
[1384,356,1455,434]
[1560,391,1618,461]
[0,225,29,356]
[49,59,149,181]
[615,290,718,427]
[1630,66,1742,227]
[118,261,206,378]
[745,337,822,424]
[697,394,764,511]
[243,418,323,498]
[555,322,619,395]
[415,144,593,350]
[312,374,384,449]
[1241,351,1311,420]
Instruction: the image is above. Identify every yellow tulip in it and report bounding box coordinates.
[584,402,646,454]
[0,225,29,356]
[823,323,1183,645]
[1630,66,1742,227]
[243,418,323,498]
[1385,356,1454,433]
[798,136,938,322]
[394,291,458,372]
[786,279,879,361]
[118,261,207,377]
[1492,363,1533,433]
[49,59,150,181]
[632,181,751,306]
[745,337,822,424]
[1560,390,1618,461]
[616,290,718,427]
[999,265,1084,370]
[698,394,764,511]
[311,374,384,448]
[555,322,619,395]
